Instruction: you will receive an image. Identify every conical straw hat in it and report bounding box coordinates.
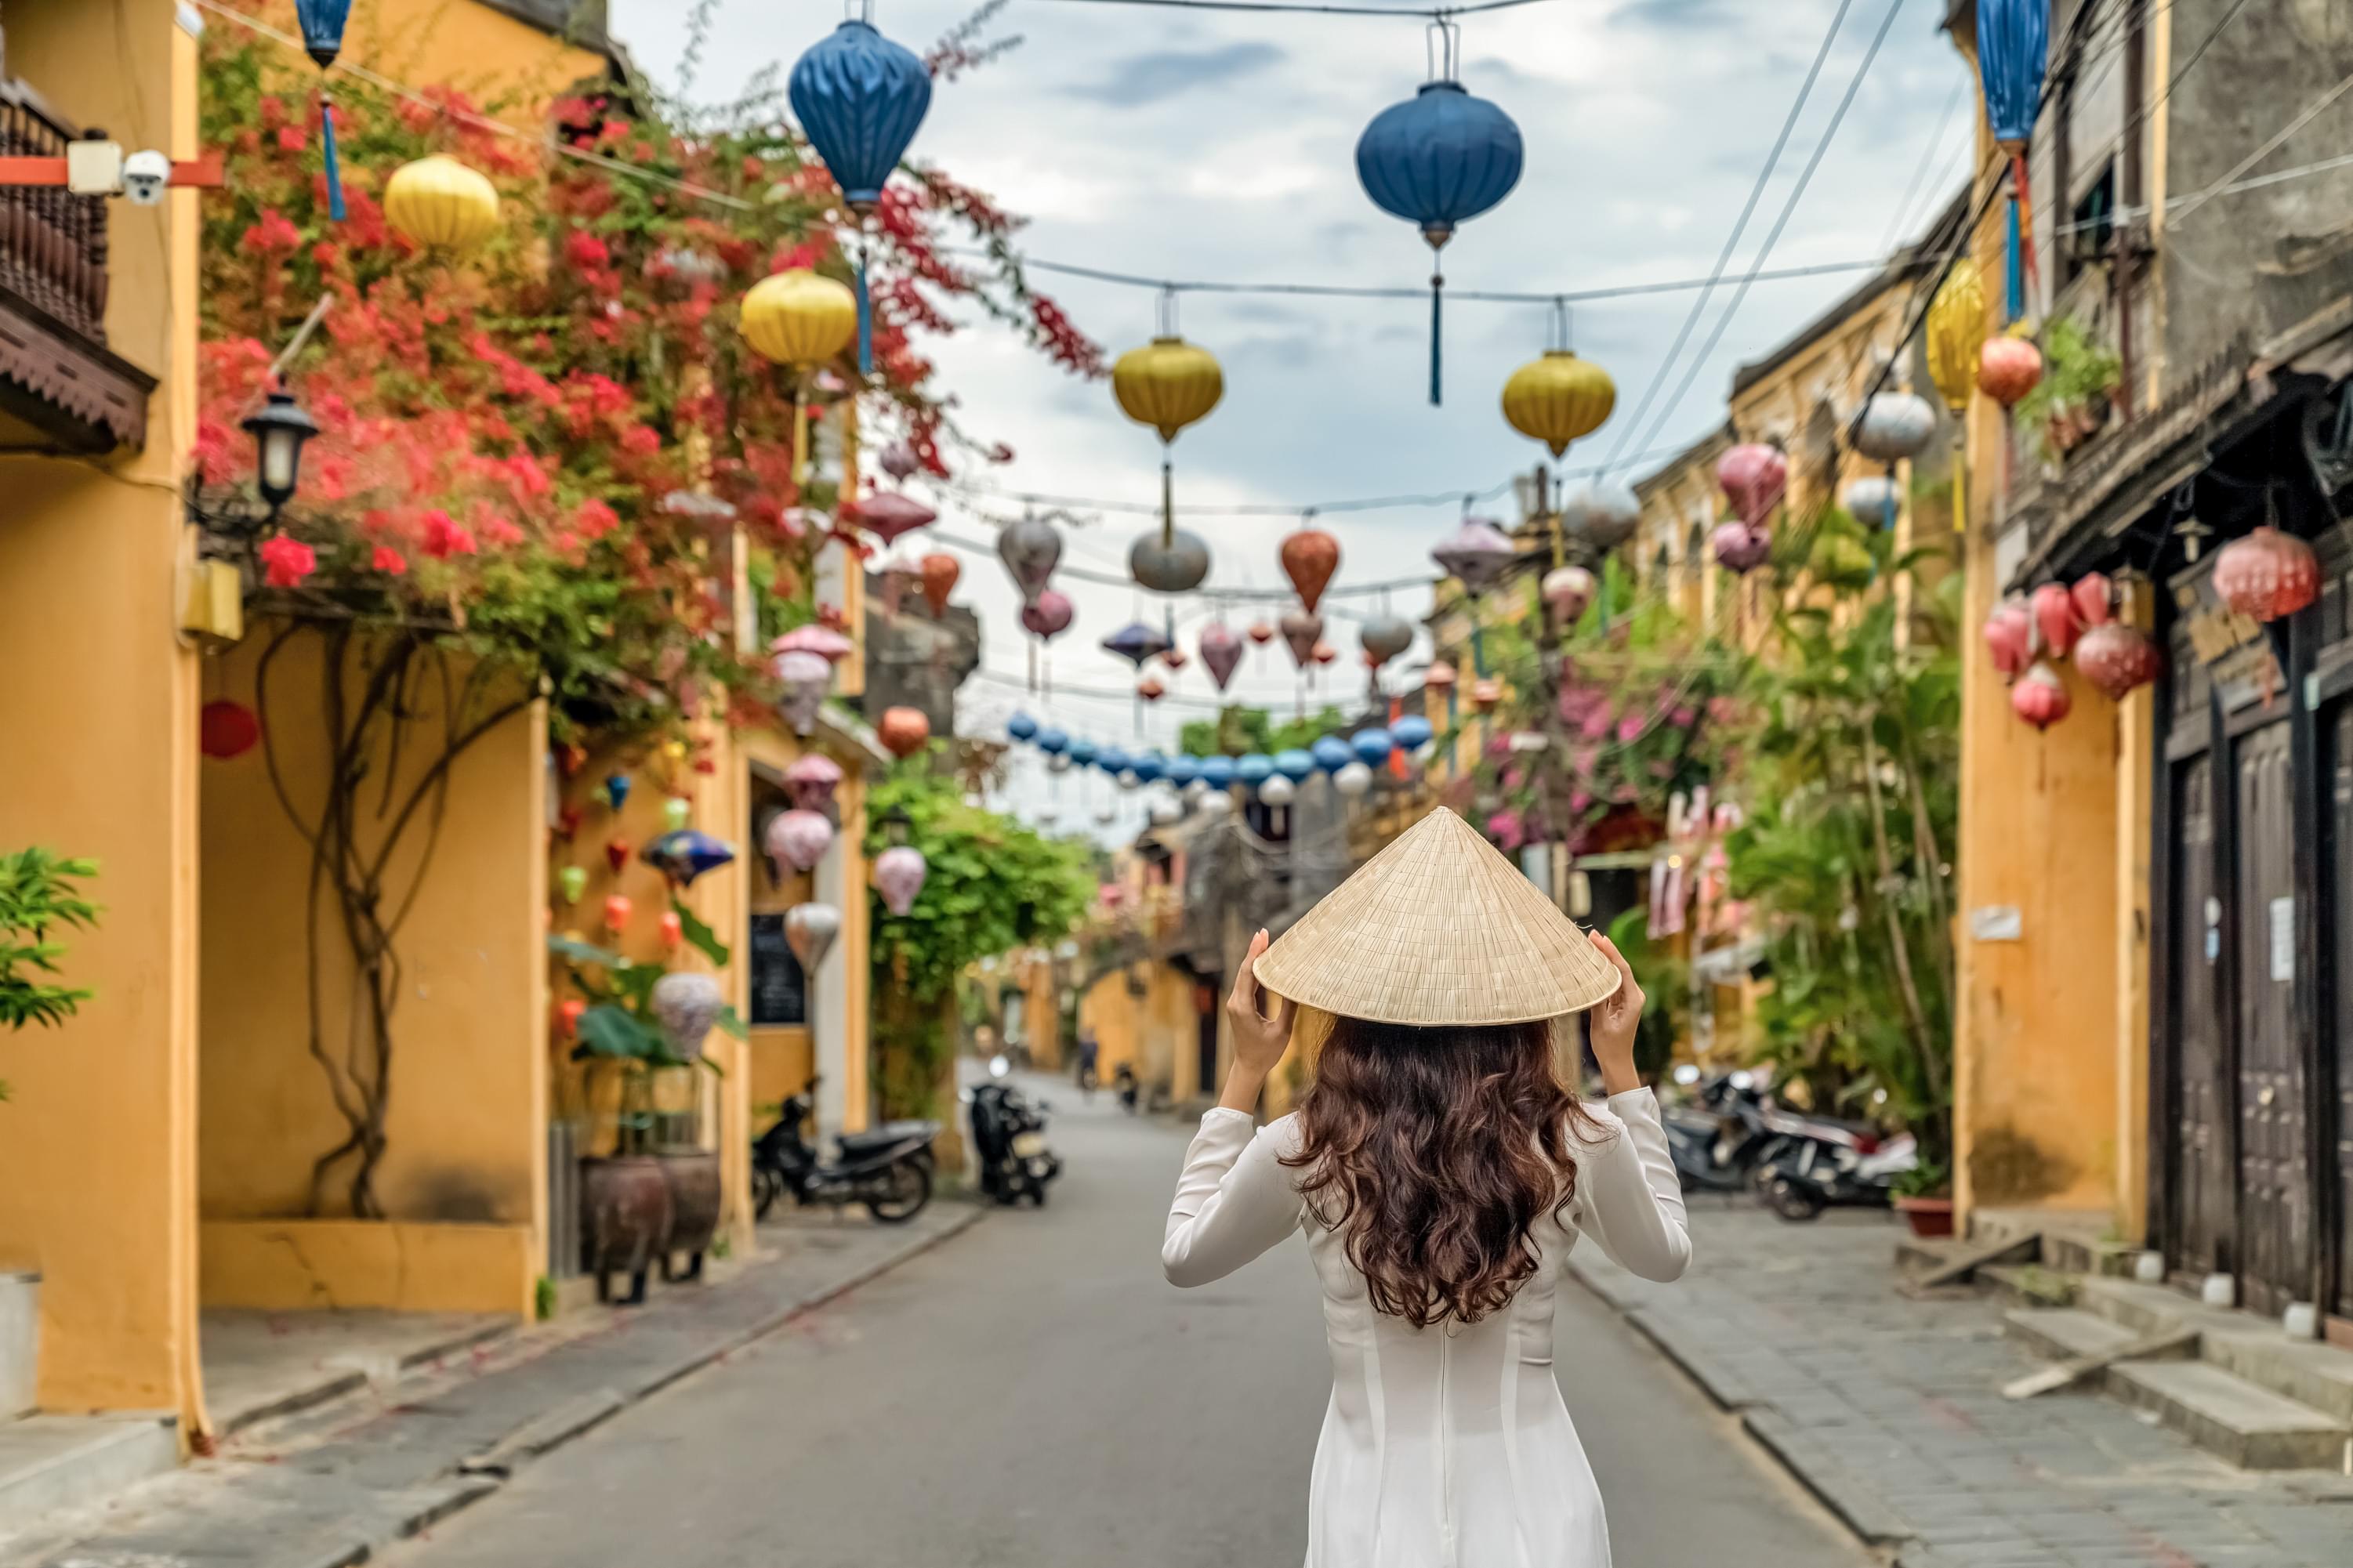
[1254,807,1621,1027]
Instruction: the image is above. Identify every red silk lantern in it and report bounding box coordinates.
[1985,597,2032,680]
[2010,663,2072,730]
[602,893,633,932]
[1978,336,2044,409]
[200,700,262,760]
[1312,640,1338,666]
[557,998,586,1039]
[2076,622,2164,701]
[658,910,684,952]
[1471,677,1503,712]
[1162,645,1189,671]
[604,836,630,873]
[1246,618,1276,646]
[2071,572,2114,629]
[1279,528,1340,614]
[2030,582,2080,660]
[919,552,960,615]
[2212,527,2319,624]
[879,707,931,759]
[1137,674,1166,702]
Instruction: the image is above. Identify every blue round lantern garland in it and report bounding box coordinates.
[1132,751,1166,784]
[1198,755,1238,790]
[1236,753,1275,787]
[1391,715,1434,751]
[788,12,934,372]
[1068,737,1098,768]
[1095,745,1129,776]
[1274,748,1318,784]
[1007,712,1039,741]
[1035,727,1069,755]
[1353,729,1396,767]
[1164,755,1202,788]
[1311,736,1353,773]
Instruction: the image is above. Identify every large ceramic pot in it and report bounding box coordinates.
[582,1154,673,1305]
[1894,1195,1956,1240]
[658,1148,724,1284]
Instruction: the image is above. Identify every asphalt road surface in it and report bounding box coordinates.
[390,1072,1870,1567]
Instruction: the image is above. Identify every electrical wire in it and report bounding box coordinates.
[1024,0,1561,16]
[1622,0,1910,468]
[2169,66,2353,226]
[1601,0,1862,469]
[1878,74,1967,253]
[983,251,1899,306]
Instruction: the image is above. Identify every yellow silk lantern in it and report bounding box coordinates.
[1502,350,1616,460]
[741,269,858,484]
[1924,259,1986,533]
[1112,335,1224,544]
[383,155,502,251]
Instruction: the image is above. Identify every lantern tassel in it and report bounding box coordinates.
[2005,194,2023,321]
[1028,637,1037,695]
[855,241,874,375]
[1951,432,1967,534]
[2013,151,2038,295]
[1428,271,1445,407]
[321,92,347,223]
[1161,456,1175,549]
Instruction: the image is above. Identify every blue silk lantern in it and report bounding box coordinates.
[1007,712,1039,742]
[1353,729,1396,767]
[1068,737,1098,769]
[1199,755,1238,790]
[602,773,632,811]
[1355,24,1524,405]
[1274,748,1318,783]
[1133,751,1166,784]
[1311,737,1353,773]
[789,6,933,374]
[1976,0,2050,320]
[1392,715,1434,751]
[294,0,353,222]
[640,829,735,887]
[1165,755,1202,788]
[1035,727,1068,755]
[1237,753,1275,788]
[1096,747,1131,777]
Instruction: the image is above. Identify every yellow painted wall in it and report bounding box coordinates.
[198,629,547,1320]
[201,1219,534,1314]
[1079,963,1196,1100]
[346,0,611,112]
[0,0,205,1427]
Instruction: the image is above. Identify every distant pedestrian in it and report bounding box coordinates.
[1075,1029,1100,1099]
[1162,807,1690,1566]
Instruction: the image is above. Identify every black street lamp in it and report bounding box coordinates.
[241,386,319,520]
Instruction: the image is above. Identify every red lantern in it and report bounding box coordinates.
[2030,582,2081,660]
[2071,572,2114,629]
[2212,527,2319,624]
[602,893,633,932]
[556,802,584,842]
[1312,640,1338,666]
[1984,598,2032,680]
[200,700,261,759]
[604,836,630,873]
[1425,659,1459,691]
[2076,622,2164,701]
[1246,618,1276,646]
[1979,336,2044,409]
[1161,645,1189,672]
[1279,528,1340,614]
[2010,663,2072,730]
[1471,677,1503,712]
[557,998,586,1039]
[658,910,684,952]
[919,552,960,616]
[879,706,931,759]
[1137,674,1166,703]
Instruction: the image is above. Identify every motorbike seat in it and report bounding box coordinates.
[838,1121,934,1157]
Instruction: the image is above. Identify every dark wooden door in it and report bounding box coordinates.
[2233,720,2312,1316]
[2167,752,2232,1278]
[2329,705,2353,1319]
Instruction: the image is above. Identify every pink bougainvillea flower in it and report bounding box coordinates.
[371,545,408,576]
[259,533,315,588]
[480,516,525,549]
[571,498,619,540]
[243,208,300,255]
[421,510,477,560]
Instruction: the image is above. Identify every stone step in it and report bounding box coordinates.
[0,1273,35,1421]
[2079,1276,2353,1424]
[1980,1263,2077,1309]
[2107,1360,2352,1471]
[2003,1306,2143,1363]
[0,1414,178,1534]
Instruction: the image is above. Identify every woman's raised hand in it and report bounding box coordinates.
[1226,928,1298,1081]
[1586,932,1646,1095]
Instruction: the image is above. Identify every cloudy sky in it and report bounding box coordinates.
[615,0,1975,837]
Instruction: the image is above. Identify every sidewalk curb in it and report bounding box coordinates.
[1567,1255,1918,1555]
[279,1206,984,1568]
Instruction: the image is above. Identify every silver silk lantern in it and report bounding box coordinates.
[785,903,841,972]
[1852,392,1937,462]
[1129,529,1213,594]
[1558,479,1641,553]
[997,516,1063,603]
[649,971,727,1061]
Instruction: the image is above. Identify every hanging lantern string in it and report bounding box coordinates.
[1024,0,1561,18]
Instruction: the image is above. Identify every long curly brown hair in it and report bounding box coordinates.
[1281,1014,1603,1329]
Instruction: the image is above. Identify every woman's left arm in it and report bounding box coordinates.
[1574,934,1692,1282]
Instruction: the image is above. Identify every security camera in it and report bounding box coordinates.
[122,150,172,207]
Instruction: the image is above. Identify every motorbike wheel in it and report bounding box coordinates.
[865,1159,932,1225]
[752,1166,781,1222]
[1764,1176,1825,1222]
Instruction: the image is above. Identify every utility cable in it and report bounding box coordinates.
[1879,74,1967,252]
[984,251,1898,306]
[1601,0,1861,469]
[1023,0,1560,16]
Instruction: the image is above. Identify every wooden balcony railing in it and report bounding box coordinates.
[0,76,109,347]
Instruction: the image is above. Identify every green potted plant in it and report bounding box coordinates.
[1,849,100,1101]
[551,905,744,1303]
[1893,1159,1954,1239]
[2016,316,2122,465]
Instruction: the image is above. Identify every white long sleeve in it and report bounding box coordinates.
[1162,1109,1306,1287]
[1569,1087,1693,1282]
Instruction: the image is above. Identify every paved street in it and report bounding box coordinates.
[388,1075,1866,1567]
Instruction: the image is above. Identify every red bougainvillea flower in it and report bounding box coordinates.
[259,533,316,588]
[371,545,408,576]
[421,510,478,559]
[243,208,300,254]
[480,516,525,549]
[564,230,611,271]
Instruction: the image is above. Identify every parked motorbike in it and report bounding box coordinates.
[1756,1118,1916,1221]
[966,1056,1063,1206]
[1662,1068,1776,1194]
[752,1076,939,1224]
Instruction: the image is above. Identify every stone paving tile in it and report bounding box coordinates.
[1571,1208,2353,1568]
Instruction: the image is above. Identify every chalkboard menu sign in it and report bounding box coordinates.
[748,913,807,1026]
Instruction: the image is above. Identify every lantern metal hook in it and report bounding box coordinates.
[1424,17,1463,84]
[1547,296,1574,354]
[1155,284,1180,340]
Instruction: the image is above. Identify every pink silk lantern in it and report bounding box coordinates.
[2071,572,2114,629]
[2011,663,2072,730]
[773,650,832,736]
[1021,588,1075,640]
[846,491,937,546]
[874,846,928,917]
[2029,582,2081,660]
[766,808,834,875]
[1717,444,1789,528]
[772,625,855,664]
[2213,527,2320,624]
[1280,608,1323,669]
[1712,520,1771,574]
[1541,565,1596,624]
[2076,622,2164,701]
[1200,622,1243,691]
[784,753,844,812]
[1985,598,2032,680]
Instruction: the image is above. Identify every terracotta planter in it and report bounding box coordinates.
[581,1154,673,1305]
[658,1148,723,1284]
[1895,1195,1956,1239]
